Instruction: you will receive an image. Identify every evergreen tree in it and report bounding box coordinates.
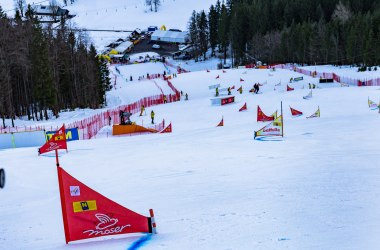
[208,5,219,56]
[188,11,200,61]
[218,4,230,63]
[198,10,209,60]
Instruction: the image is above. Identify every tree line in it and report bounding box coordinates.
[0,5,111,127]
[188,0,380,66]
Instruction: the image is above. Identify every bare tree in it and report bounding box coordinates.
[146,0,153,12]
[14,0,26,17]
[153,0,160,12]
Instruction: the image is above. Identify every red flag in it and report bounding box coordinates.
[230,85,235,89]
[240,78,244,82]
[57,166,153,243]
[207,69,210,72]
[216,75,220,79]
[160,123,172,133]
[257,106,275,122]
[39,125,67,155]
[290,106,303,116]
[287,85,294,91]
[216,117,224,127]
[239,102,247,112]
[222,70,226,73]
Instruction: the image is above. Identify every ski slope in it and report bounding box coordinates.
[1,0,215,50]
[1,63,380,250]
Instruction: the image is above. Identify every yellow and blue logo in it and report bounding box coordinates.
[73,200,97,213]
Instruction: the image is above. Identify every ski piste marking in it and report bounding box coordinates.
[127,234,152,250]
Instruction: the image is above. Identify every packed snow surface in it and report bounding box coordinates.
[1,63,380,250]
[1,1,380,249]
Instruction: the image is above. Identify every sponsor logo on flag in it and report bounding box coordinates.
[70,186,80,196]
[73,200,97,213]
[82,213,131,237]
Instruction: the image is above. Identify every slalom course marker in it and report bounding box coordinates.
[160,123,172,133]
[237,86,243,94]
[216,117,224,127]
[149,209,157,234]
[239,103,247,112]
[306,106,320,118]
[254,102,284,140]
[287,85,294,91]
[207,69,210,72]
[0,168,5,189]
[216,75,220,79]
[240,78,244,82]
[57,166,155,244]
[368,97,379,110]
[303,90,312,99]
[38,125,67,167]
[257,106,276,122]
[290,106,303,117]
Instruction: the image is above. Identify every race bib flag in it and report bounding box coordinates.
[306,106,320,118]
[290,106,303,117]
[254,115,283,139]
[57,166,154,244]
[38,125,67,155]
[257,106,276,122]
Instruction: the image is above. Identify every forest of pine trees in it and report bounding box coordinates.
[188,0,380,67]
[0,4,111,127]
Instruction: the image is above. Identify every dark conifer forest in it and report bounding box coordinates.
[188,0,380,66]
[0,5,111,126]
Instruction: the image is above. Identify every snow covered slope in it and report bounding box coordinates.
[1,64,380,249]
[1,0,215,50]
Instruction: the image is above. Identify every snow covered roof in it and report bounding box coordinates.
[114,41,134,53]
[150,30,187,43]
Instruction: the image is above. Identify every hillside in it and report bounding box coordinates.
[1,0,380,249]
[2,0,215,50]
[1,64,380,249]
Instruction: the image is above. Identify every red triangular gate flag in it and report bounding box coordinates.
[216,117,224,127]
[216,75,220,79]
[207,69,210,72]
[287,85,294,91]
[240,78,244,82]
[230,85,235,90]
[222,70,226,73]
[160,123,172,133]
[257,106,275,122]
[290,106,303,116]
[239,102,247,112]
[39,125,67,155]
[57,166,153,243]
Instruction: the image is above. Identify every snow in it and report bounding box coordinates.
[1,0,380,249]
[300,65,380,81]
[1,63,380,250]
[2,0,215,51]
